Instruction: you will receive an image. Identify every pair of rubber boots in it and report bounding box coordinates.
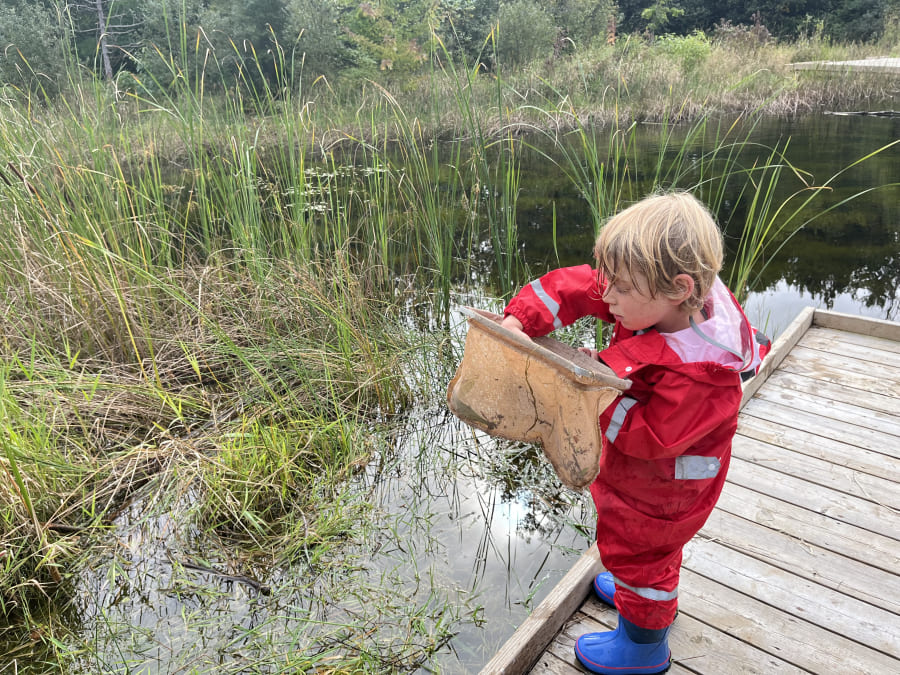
[574,572,672,674]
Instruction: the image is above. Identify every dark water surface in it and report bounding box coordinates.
[508,113,900,336]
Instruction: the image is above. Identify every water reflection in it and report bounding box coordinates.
[364,409,595,672]
[513,114,900,330]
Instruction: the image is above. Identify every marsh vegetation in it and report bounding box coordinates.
[1,8,898,671]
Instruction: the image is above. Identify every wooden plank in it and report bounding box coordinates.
[737,407,900,469]
[528,649,584,675]
[749,382,900,439]
[790,59,900,74]
[481,544,603,674]
[774,348,899,401]
[731,435,900,509]
[789,343,900,385]
[802,325,900,357]
[741,306,813,408]
[679,567,900,674]
[683,536,900,658]
[814,309,900,341]
[726,455,900,540]
[763,369,900,416]
[801,329,900,369]
[700,508,900,615]
[715,482,900,574]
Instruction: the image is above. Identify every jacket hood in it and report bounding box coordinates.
[685,277,766,374]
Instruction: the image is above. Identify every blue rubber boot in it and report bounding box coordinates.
[574,616,671,674]
[593,572,616,606]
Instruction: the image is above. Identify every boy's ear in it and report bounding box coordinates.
[672,274,695,304]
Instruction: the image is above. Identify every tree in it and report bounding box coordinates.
[66,0,146,79]
[641,0,684,36]
[437,0,499,66]
[545,0,617,49]
[496,0,555,66]
[0,0,68,96]
[339,0,441,77]
[286,0,355,82]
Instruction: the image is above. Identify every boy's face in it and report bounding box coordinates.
[601,269,692,334]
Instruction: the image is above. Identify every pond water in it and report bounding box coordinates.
[10,113,897,672]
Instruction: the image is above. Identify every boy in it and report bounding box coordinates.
[500,192,769,674]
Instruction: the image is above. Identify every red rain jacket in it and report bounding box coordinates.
[504,264,769,628]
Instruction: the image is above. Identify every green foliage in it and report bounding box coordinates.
[287,0,354,82]
[641,0,685,36]
[497,0,556,67]
[340,0,441,79]
[438,0,499,66]
[880,6,900,48]
[546,0,617,49]
[0,0,68,97]
[829,0,892,43]
[656,29,711,71]
[710,17,771,51]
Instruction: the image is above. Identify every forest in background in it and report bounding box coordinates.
[1,0,898,101]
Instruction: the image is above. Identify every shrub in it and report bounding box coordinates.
[0,1,68,98]
[657,30,712,72]
[497,0,556,67]
[711,16,771,52]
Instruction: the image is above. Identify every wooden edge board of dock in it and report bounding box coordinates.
[481,308,900,675]
[789,57,900,74]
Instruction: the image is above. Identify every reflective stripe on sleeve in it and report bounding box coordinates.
[605,396,638,443]
[529,279,563,330]
[612,575,678,602]
[675,455,721,480]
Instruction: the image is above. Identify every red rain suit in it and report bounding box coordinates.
[504,264,769,629]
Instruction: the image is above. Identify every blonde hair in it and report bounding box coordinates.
[593,192,723,313]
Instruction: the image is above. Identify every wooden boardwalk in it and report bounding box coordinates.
[789,57,900,75]
[483,308,900,674]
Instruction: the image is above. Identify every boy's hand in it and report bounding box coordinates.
[579,347,601,361]
[500,315,531,340]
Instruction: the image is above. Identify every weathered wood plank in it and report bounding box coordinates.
[790,59,900,75]
[737,411,900,471]
[715,482,900,574]
[528,650,584,675]
[747,382,900,440]
[763,369,900,416]
[679,567,900,674]
[741,306,813,408]
[731,435,900,509]
[700,508,900,615]
[800,330,900,370]
[481,545,603,674]
[802,325,900,358]
[726,455,900,540]
[780,346,900,398]
[683,536,900,658]
[814,309,900,341]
